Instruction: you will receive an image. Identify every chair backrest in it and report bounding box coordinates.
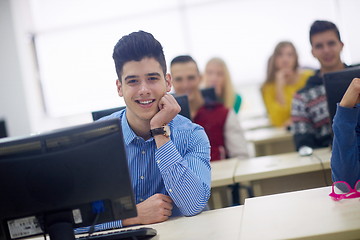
[201,87,218,102]
[0,119,7,138]
[174,95,191,120]
[91,95,191,121]
[91,106,126,121]
[323,66,360,126]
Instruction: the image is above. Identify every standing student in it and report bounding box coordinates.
[171,55,249,161]
[331,77,360,187]
[291,20,348,150]
[262,41,313,127]
[77,31,211,233]
[203,57,242,114]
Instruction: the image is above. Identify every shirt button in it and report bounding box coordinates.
[157,160,160,164]
[139,198,144,202]
[169,189,172,193]
[141,150,145,154]
[140,176,144,180]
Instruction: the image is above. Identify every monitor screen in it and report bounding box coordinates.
[200,87,218,102]
[0,119,136,240]
[323,66,360,127]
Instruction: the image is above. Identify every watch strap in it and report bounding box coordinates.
[150,127,165,137]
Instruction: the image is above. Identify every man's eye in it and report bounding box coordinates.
[148,77,159,81]
[328,41,336,47]
[127,79,138,84]
[315,44,323,50]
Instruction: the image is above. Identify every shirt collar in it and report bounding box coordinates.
[121,111,139,145]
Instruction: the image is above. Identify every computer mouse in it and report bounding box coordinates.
[298,146,313,156]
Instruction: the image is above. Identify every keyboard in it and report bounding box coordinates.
[76,227,157,240]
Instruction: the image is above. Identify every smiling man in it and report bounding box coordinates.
[291,20,350,150]
[77,31,211,232]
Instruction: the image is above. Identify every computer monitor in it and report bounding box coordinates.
[200,87,218,102]
[0,119,7,138]
[92,94,191,121]
[0,119,136,240]
[323,66,360,127]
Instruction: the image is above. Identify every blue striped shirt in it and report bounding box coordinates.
[75,109,211,233]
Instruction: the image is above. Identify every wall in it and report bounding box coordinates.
[1,0,360,137]
[0,0,31,136]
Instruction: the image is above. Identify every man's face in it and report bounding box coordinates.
[311,30,344,71]
[117,57,171,123]
[171,61,201,102]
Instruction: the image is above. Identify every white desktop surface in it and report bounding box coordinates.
[244,127,292,143]
[148,205,243,240]
[239,186,360,240]
[28,206,243,240]
[234,147,331,182]
[244,127,295,156]
[211,158,238,187]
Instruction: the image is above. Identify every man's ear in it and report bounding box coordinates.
[340,41,344,51]
[116,79,123,97]
[165,73,172,92]
[311,47,316,58]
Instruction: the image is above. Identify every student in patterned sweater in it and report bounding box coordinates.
[291,20,347,150]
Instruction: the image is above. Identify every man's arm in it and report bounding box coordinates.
[224,110,249,159]
[155,127,211,216]
[150,94,210,217]
[331,78,360,187]
[291,92,316,150]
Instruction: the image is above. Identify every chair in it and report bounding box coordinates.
[0,119,8,138]
[91,95,191,121]
[91,106,126,121]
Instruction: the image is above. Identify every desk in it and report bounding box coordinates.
[239,186,360,240]
[61,206,243,240]
[148,205,243,240]
[210,158,239,209]
[245,127,295,156]
[211,158,238,188]
[240,116,271,131]
[234,148,332,196]
[27,187,359,240]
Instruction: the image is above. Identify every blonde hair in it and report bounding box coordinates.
[204,57,235,110]
[262,41,299,90]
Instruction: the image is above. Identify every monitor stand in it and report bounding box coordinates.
[44,211,75,240]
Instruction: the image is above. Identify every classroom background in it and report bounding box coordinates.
[1,0,360,137]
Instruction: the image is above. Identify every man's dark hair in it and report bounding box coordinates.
[113,31,167,80]
[309,20,342,44]
[170,55,199,72]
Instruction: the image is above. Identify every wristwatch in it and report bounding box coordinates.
[150,124,171,137]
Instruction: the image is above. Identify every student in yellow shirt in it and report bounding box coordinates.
[261,41,313,127]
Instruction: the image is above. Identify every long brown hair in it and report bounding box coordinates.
[262,41,299,89]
